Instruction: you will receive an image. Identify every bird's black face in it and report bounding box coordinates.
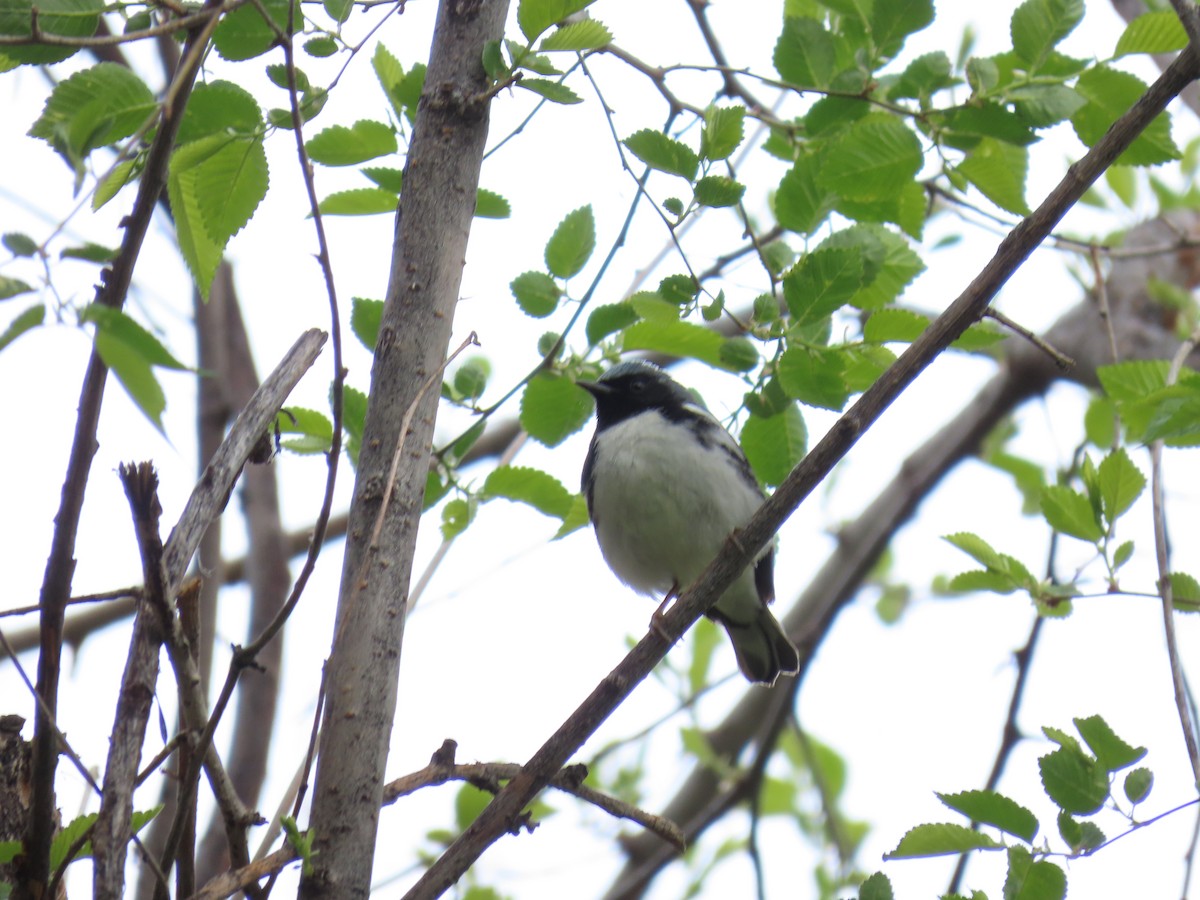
[580,361,692,429]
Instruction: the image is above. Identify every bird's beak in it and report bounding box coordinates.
[577,379,609,398]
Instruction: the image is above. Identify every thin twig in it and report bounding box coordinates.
[983,308,1075,370]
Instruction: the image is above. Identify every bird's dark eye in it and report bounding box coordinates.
[629,377,646,393]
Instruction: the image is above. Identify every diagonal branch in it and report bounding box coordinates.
[405,45,1200,900]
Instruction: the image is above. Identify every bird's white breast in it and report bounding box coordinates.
[589,410,764,597]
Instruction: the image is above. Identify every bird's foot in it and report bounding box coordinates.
[649,585,679,641]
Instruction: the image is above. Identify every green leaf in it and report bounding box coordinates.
[1074,715,1146,772]
[341,384,367,463]
[864,308,928,343]
[858,872,894,900]
[958,138,1031,216]
[777,347,849,411]
[278,406,333,454]
[773,16,840,89]
[94,325,166,431]
[61,242,118,263]
[1170,572,1200,609]
[937,790,1038,842]
[623,129,700,181]
[323,0,352,23]
[1097,448,1145,524]
[0,303,44,353]
[521,373,593,446]
[818,118,923,203]
[189,134,269,246]
[303,35,338,57]
[1071,66,1180,167]
[517,0,593,42]
[0,276,34,301]
[1039,744,1109,815]
[774,154,834,235]
[740,404,806,487]
[166,167,222,294]
[944,532,1005,571]
[28,63,156,171]
[1123,767,1153,804]
[544,205,595,278]
[553,493,590,538]
[0,0,103,65]
[820,224,925,308]
[890,51,956,101]
[1003,846,1066,900]
[585,301,639,345]
[1114,10,1185,58]
[693,175,745,208]
[1010,0,1082,71]
[1039,485,1103,542]
[885,822,1003,858]
[483,466,574,518]
[351,297,383,350]
[361,167,403,192]
[782,246,864,326]
[1010,84,1085,128]
[306,120,397,166]
[93,159,136,210]
[83,305,187,370]
[868,0,933,55]
[622,318,728,368]
[510,271,561,317]
[700,104,745,161]
[213,0,300,61]
[539,18,611,50]
[475,188,511,218]
[517,78,582,104]
[3,232,37,257]
[940,102,1039,146]
[317,187,397,215]
[719,337,759,372]
[372,43,407,121]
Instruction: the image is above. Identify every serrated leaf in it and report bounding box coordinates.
[693,175,745,208]
[1124,767,1153,804]
[820,223,925,308]
[483,465,574,518]
[373,43,407,121]
[539,18,611,50]
[1039,744,1108,815]
[858,872,894,900]
[517,0,593,42]
[1072,66,1179,167]
[213,0,301,61]
[61,242,117,263]
[510,271,561,317]
[323,0,351,23]
[28,63,156,171]
[521,373,593,447]
[475,188,510,218]
[958,138,1030,216]
[518,78,582,104]
[585,302,638,345]
[782,246,863,326]
[306,120,396,166]
[623,129,699,181]
[1004,845,1066,900]
[1074,715,1146,772]
[93,159,136,210]
[622,318,728,369]
[3,233,37,257]
[777,346,849,411]
[0,303,44,352]
[700,104,745,161]
[544,205,595,278]
[741,404,806,487]
[944,532,1005,571]
[350,297,383,351]
[1097,448,1145,524]
[441,497,475,540]
[864,308,929,343]
[819,117,923,203]
[317,187,397,215]
[773,16,839,89]
[1169,572,1200,610]
[1040,485,1103,542]
[278,406,333,453]
[0,0,103,65]
[937,790,1038,842]
[775,155,834,235]
[192,135,269,246]
[94,326,166,431]
[1011,0,1083,71]
[304,35,338,57]
[1114,10,1185,58]
[885,822,1002,858]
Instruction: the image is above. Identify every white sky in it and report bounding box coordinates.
[4,0,1200,898]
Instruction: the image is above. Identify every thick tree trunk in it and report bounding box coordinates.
[299,0,510,895]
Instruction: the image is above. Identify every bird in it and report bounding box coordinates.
[578,360,800,686]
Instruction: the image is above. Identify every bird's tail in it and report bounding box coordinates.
[717,606,800,686]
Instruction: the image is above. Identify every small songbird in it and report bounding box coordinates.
[579,360,800,685]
